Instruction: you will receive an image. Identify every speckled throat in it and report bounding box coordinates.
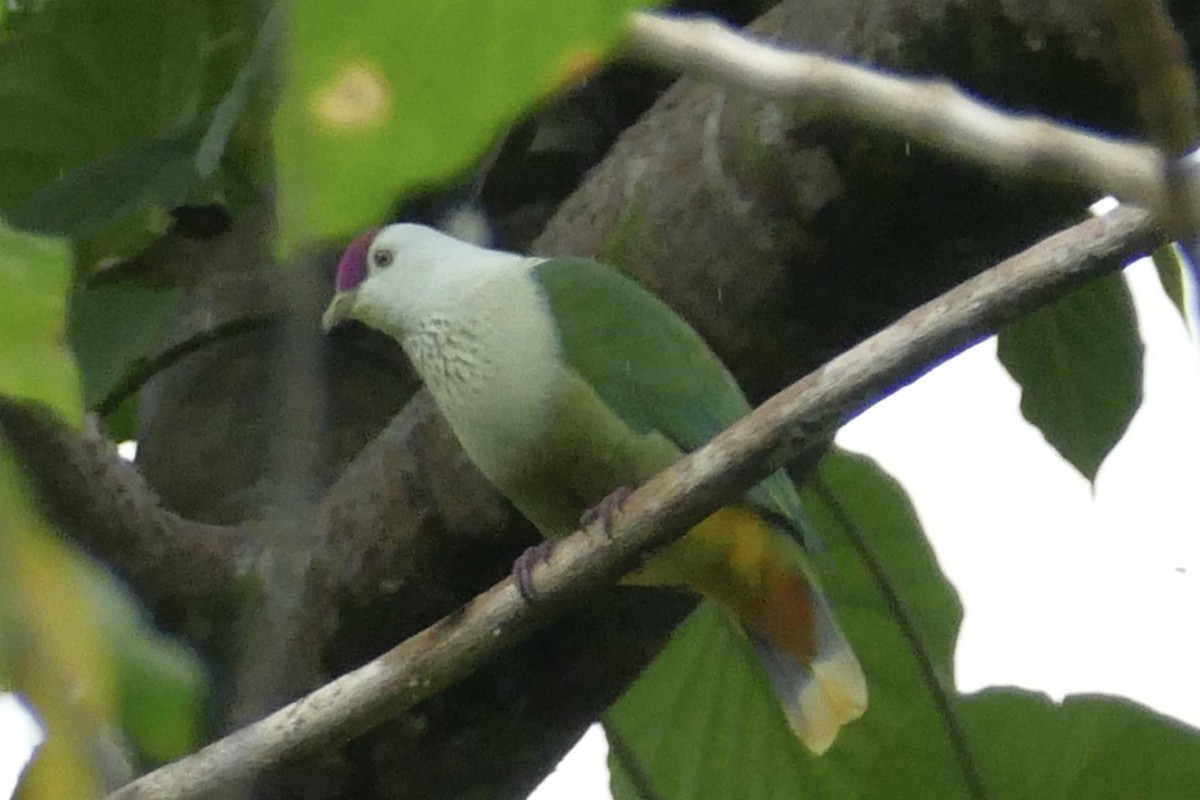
[398,261,567,492]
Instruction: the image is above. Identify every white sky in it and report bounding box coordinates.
[0,694,43,800]
[531,256,1200,798]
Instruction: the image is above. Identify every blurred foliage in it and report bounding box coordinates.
[0,223,82,427]
[0,223,203,791]
[0,3,222,784]
[73,555,207,764]
[274,0,656,253]
[0,0,272,433]
[997,274,1144,482]
[0,441,207,796]
[0,0,267,264]
[0,443,108,799]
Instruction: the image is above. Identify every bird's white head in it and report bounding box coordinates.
[321,223,515,336]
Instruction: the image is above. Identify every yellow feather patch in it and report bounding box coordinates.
[626,507,819,667]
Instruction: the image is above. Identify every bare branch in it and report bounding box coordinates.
[624,11,1173,213]
[107,201,1161,799]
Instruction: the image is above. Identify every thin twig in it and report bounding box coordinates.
[107,205,1161,800]
[624,11,1174,214]
[96,315,272,417]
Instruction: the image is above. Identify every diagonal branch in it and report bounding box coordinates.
[624,11,1176,214]
[108,197,1161,799]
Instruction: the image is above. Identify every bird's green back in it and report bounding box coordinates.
[533,258,811,539]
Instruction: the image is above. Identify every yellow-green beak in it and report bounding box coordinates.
[321,290,357,332]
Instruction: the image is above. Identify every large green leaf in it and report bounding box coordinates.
[997,274,1143,482]
[607,450,1200,799]
[608,604,828,800]
[0,0,209,213]
[10,1,278,240]
[0,222,82,425]
[12,126,204,239]
[857,687,1200,799]
[608,449,963,798]
[960,690,1200,797]
[275,0,657,253]
[0,0,267,267]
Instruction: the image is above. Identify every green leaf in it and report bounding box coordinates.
[997,274,1143,482]
[1152,243,1189,325]
[0,0,267,267]
[858,687,1200,799]
[608,604,823,800]
[68,282,180,410]
[608,451,1200,799]
[275,0,657,253]
[608,449,962,798]
[960,690,1200,798]
[0,221,83,425]
[0,0,211,214]
[12,126,203,238]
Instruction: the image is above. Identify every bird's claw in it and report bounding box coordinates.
[581,485,634,540]
[513,540,557,603]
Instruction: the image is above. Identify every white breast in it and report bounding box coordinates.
[399,260,563,485]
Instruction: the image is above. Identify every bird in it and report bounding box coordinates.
[321,223,867,754]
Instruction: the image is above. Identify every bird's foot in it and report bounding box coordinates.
[513,540,557,603]
[581,485,634,540]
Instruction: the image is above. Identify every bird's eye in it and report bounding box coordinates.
[372,248,394,269]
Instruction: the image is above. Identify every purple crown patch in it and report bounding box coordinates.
[335,228,380,292]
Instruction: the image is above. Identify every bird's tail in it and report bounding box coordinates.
[630,505,867,754]
[712,523,867,754]
[743,589,867,754]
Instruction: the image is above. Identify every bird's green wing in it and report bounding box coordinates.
[533,257,809,534]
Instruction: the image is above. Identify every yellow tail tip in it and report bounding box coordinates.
[750,620,868,755]
[788,647,868,754]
